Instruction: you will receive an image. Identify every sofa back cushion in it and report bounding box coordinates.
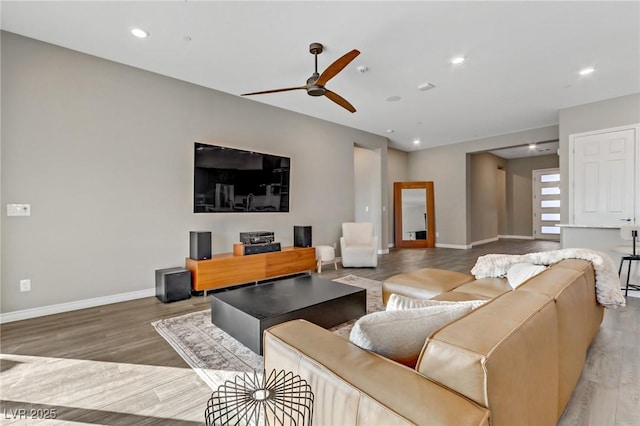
[382,268,475,303]
[265,320,491,426]
[416,291,559,426]
[516,259,603,415]
[548,259,602,342]
[451,277,512,299]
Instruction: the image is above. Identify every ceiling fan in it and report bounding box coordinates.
[241,43,360,113]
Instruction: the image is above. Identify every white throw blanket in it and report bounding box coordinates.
[470,249,625,308]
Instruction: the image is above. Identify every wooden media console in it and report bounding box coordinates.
[185,246,316,291]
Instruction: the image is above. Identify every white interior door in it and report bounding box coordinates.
[533,168,561,241]
[570,126,638,225]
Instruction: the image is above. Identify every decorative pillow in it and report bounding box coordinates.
[507,262,547,289]
[349,304,473,367]
[386,293,487,311]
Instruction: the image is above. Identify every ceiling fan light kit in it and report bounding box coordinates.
[241,42,360,113]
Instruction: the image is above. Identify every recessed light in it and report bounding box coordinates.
[386,96,402,102]
[386,129,394,133]
[413,139,421,145]
[131,28,149,38]
[451,56,465,65]
[529,143,536,150]
[417,82,435,91]
[579,67,595,76]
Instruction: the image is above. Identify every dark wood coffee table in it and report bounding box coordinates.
[210,275,366,354]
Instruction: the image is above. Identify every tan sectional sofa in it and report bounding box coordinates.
[263,259,603,425]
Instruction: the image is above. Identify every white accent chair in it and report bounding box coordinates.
[340,222,378,268]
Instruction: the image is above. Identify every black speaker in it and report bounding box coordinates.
[190,231,212,260]
[155,267,191,303]
[294,226,312,247]
[243,242,281,255]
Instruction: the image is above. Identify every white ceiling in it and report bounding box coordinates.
[490,140,559,159]
[2,1,639,152]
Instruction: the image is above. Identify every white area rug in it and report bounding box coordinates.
[152,275,383,390]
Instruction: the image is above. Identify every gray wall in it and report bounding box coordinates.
[467,152,559,243]
[496,168,507,236]
[386,148,409,245]
[353,146,385,252]
[506,154,559,236]
[1,32,388,314]
[409,92,638,246]
[469,153,507,243]
[408,125,559,246]
[558,93,640,223]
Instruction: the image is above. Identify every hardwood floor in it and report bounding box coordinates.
[1,239,637,425]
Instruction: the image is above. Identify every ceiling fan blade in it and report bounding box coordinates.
[324,90,356,113]
[315,49,360,86]
[241,86,306,96]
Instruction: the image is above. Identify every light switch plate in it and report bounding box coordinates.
[7,204,31,216]
[20,279,31,292]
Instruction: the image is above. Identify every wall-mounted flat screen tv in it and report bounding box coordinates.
[194,142,290,213]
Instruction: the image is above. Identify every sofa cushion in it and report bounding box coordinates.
[382,268,475,303]
[264,320,492,426]
[431,291,491,302]
[416,291,559,426]
[452,277,512,299]
[349,304,473,367]
[515,263,603,415]
[386,293,487,311]
[506,263,547,289]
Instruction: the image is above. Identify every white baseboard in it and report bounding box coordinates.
[429,235,536,250]
[0,288,155,324]
[378,248,390,255]
[471,237,500,247]
[435,243,472,250]
[498,235,535,240]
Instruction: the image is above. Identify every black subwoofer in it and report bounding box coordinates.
[294,226,312,247]
[155,267,191,303]
[190,231,212,260]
